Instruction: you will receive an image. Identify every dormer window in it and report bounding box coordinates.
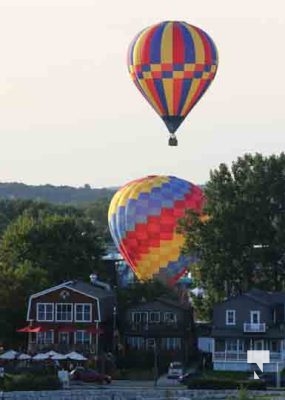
[226,309,236,325]
[149,312,160,323]
[250,311,260,324]
[164,312,176,323]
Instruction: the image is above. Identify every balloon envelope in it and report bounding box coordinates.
[108,175,204,286]
[127,21,218,143]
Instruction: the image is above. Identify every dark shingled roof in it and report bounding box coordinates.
[245,288,285,306]
[67,280,114,299]
[66,280,116,322]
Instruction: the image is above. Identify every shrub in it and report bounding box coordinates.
[187,377,266,390]
[1,373,61,391]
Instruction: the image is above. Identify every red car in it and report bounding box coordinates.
[70,367,111,384]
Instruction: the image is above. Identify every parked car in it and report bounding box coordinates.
[167,361,184,379]
[70,366,111,384]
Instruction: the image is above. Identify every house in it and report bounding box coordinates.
[17,274,116,355]
[212,288,285,372]
[122,297,196,363]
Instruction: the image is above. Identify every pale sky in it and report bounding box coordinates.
[0,0,284,188]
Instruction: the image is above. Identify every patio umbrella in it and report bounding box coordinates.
[0,350,18,360]
[65,351,87,361]
[50,353,66,360]
[45,350,60,357]
[32,353,50,360]
[17,353,31,360]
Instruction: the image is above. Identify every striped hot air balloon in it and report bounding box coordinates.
[108,175,204,286]
[127,21,218,146]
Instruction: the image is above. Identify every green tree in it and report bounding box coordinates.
[179,153,285,317]
[0,214,106,283]
[82,197,112,242]
[0,261,48,347]
[0,198,82,237]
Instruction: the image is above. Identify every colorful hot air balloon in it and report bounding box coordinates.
[108,175,204,286]
[127,21,218,146]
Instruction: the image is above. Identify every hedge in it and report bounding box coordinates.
[187,378,267,390]
[0,373,61,391]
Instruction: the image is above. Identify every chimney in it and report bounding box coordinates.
[89,272,111,291]
[89,273,98,285]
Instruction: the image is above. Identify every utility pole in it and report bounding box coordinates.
[112,306,117,353]
[153,339,158,387]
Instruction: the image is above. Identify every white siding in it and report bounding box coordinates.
[198,337,214,353]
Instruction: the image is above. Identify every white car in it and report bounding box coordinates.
[167,361,183,379]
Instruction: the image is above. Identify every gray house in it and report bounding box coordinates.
[123,297,196,363]
[212,288,285,372]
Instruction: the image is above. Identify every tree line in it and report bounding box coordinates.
[0,198,112,347]
[0,152,284,346]
[0,182,116,204]
[180,152,285,320]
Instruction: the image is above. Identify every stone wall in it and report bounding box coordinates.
[1,389,285,400]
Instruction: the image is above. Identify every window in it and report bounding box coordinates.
[149,312,160,323]
[146,338,156,349]
[75,304,92,322]
[132,312,148,323]
[226,310,236,325]
[250,311,260,324]
[225,339,244,352]
[161,337,181,350]
[126,336,144,349]
[37,303,54,321]
[56,303,73,322]
[74,330,91,344]
[270,340,279,352]
[36,330,54,344]
[164,312,176,323]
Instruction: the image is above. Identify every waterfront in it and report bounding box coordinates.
[1,387,285,400]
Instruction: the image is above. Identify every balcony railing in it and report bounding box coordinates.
[213,351,283,362]
[125,322,187,334]
[243,322,266,332]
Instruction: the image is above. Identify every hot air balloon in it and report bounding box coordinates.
[108,175,204,286]
[127,21,218,146]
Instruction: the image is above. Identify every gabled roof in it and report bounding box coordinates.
[27,280,116,322]
[30,280,114,301]
[218,288,285,307]
[68,280,114,299]
[156,296,191,311]
[128,296,191,311]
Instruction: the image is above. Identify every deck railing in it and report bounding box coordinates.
[213,351,283,362]
[243,322,266,332]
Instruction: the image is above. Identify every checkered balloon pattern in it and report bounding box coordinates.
[127,21,218,134]
[108,175,205,286]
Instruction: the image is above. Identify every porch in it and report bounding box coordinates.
[213,351,285,362]
[212,338,285,372]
